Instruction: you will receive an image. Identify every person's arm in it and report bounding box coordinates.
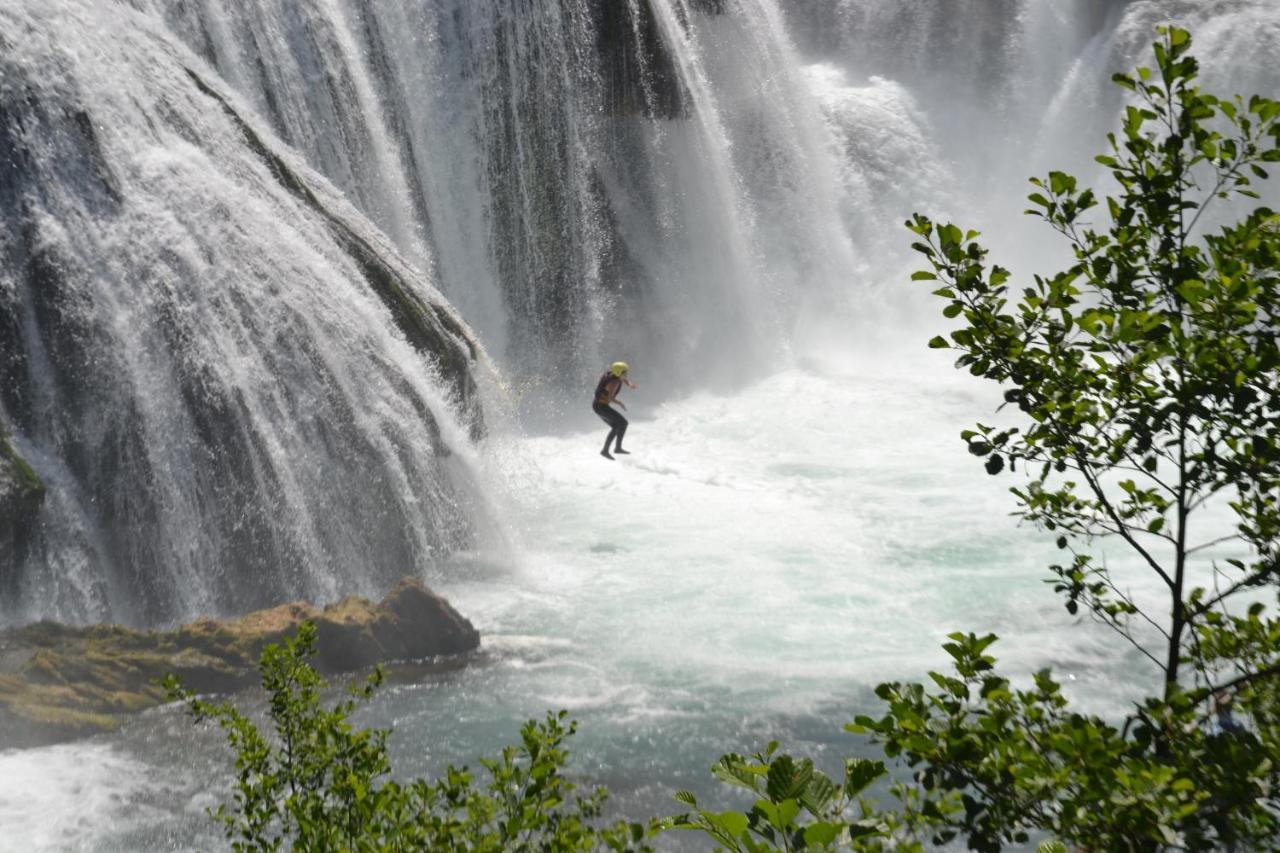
[606,379,627,409]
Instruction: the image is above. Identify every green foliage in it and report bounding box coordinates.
[165,622,650,852]
[907,26,1280,701]
[0,422,45,497]
[886,25,1280,850]
[849,634,1279,850]
[654,742,892,851]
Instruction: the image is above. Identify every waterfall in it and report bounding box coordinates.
[6,3,1280,849]
[133,0,1280,399]
[788,0,1280,287]
[3,0,1277,626]
[0,0,486,625]
[136,0,863,402]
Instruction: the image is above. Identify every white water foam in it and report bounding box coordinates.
[0,742,177,851]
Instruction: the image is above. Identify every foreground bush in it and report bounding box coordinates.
[166,623,649,852]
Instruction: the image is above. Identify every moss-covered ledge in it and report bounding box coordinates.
[0,577,479,748]
[0,420,44,571]
[0,424,43,501]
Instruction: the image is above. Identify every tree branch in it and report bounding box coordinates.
[1191,561,1280,617]
[1102,576,1172,641]
[1186,533,1245,556]
[1095,615,1167,672]
[1190,660,1280,706]
[1073,455,1177,589]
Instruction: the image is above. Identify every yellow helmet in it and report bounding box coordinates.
[610,361,629,377]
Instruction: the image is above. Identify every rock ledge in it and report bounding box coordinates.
[0,577,478,747]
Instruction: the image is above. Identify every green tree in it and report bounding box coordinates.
[908,26,1280,705]
[856,25,1280,850]
[165,622,650,852]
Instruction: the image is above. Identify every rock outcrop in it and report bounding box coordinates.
[0,577,479,748]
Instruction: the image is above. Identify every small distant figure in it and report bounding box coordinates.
[1214,691,1246,737]
[593,361,637,460]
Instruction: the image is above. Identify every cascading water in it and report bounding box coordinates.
[3,1,1280,850]
[791,0,1280,278]
[2,0,869,623]
[137,0,864,400]
[0,0,487,625]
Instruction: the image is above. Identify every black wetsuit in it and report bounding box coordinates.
[592,373,628,455]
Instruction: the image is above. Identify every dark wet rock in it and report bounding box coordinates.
[592,0,688,120]
[0,577,479,748]
[688,0,726,13]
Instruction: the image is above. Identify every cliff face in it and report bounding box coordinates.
[0,577,479,748]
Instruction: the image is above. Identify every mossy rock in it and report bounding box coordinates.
[0,423,44,499]
[0,421,45,580]
[0,577,479,747]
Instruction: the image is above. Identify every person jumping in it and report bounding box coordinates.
[593,361,637,460]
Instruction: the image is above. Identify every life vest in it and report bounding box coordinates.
[594,372,620,405]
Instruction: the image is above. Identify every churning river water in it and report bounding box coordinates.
[0,349,1157,851]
